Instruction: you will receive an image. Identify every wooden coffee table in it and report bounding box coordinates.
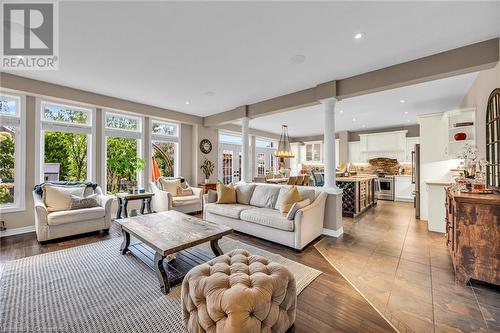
[117,211,233,294]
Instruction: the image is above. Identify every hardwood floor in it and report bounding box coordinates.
[0,222,396,333]
[315,200,500,333]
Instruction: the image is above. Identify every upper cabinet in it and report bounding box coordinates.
[348,141,364,163]
[305,141,323,163]
[358,130,408,161]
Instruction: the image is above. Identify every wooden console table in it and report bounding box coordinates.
[198,183,217,194]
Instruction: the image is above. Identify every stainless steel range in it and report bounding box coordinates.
[375,175,395,201]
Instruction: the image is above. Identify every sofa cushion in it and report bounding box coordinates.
[69,194,100,210]
[204,203,251,219]
[172,195,200,207]
[275,187,316,210]
[235,184,256,205]
[240,208,294,232]
[249,185,280,208]
[42,184,87,212]
[47,206,105,226]
[216,182,236,204]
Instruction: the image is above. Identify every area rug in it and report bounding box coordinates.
[0,237,321,333]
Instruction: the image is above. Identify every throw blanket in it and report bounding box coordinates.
[34,181,98,196]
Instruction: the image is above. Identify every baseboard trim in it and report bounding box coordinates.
[322,227,343,237]
[0,225,35,238]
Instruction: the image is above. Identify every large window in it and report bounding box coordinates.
[151,119,179,178]
[0,93,25,212]
[39,101,94,183]
[104,111,143,193]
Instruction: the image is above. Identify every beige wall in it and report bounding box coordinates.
[180,124,193,185]
[460,43,500,158]
[194,125,220,184]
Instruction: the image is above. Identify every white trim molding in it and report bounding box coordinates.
[0,225,35,238]
[323,227,344,238]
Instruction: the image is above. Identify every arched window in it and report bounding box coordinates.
[486,88,500,189]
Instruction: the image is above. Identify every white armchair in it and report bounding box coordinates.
[149,181,202,214]
[33,186,113,242]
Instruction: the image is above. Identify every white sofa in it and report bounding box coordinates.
[149,181,203,214]
[33,185,114,242]
[203,183,327,250]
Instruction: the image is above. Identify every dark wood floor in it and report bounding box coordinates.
[0,223,396,333]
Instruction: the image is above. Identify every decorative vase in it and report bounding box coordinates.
[454,132,467,141]
[205,178,209,184]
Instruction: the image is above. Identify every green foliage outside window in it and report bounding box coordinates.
[106,137,145,193]
[0,131,15,204]
[153,142,175,177]
[44,131,88,181]
[43,105,89,124]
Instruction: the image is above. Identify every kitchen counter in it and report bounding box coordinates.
[336,176,376,217]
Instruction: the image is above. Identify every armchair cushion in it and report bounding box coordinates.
[47,206,105,226]
[42,184,87,212]
[176,186,193,197]
[159,178,181,196]
[240,208,294,232]
[172,195,200,207]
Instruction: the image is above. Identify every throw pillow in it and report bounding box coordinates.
[42,184,87,212]
[177,185,193,197]
[216,182,236,204]
[279,186,302,214]
[286,198,311,220]
[69,194,100,210]
[207,189,218,203]
[159,178,181,196]
[235,184,256,205]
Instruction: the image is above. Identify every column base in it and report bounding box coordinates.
[323,227,344,237]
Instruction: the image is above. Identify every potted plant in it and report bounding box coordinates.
[200,158,215,184]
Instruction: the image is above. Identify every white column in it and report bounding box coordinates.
[241,117,251,183]
[322,98,340,190]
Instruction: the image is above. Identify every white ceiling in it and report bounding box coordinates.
[245,72,478,137]
[6,1,499,117]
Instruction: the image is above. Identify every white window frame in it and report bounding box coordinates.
[149,118,180,179]
[102,110,144,192]
[35,99,96,185]
[0,93,26,213]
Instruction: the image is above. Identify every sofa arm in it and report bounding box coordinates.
[293,192,327,250]
[32,192,49,226]
[149,182,173,212]
[100,194,114,221]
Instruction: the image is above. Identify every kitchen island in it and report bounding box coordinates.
[336,175,377,217]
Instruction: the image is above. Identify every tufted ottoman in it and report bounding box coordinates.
[181,249,297,333]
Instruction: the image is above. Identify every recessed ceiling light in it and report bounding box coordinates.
[407,119,411,123]
[352,118,357,122]
[354,32,365,39]
[400,99,406,103]
[404,111,408,115]
[339,109,344,114]
[362,124,366,128]
[289,54,306,65]
[185,101,190,105]
[204,91,216,97]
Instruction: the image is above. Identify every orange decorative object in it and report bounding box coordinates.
[454,132,467,141]
[152,157,161,182]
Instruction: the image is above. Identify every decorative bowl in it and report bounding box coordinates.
[454,132,467,141]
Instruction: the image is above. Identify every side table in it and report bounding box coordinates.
[198,183,217,194]
[115,192,154,219]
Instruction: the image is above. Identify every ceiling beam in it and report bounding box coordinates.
[337,38,499,99]
[0,73,203,125]
[203,38,499,126]
[203,105,247,127]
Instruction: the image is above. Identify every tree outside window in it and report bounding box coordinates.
[152,141,175,177]
[106,137,144,193]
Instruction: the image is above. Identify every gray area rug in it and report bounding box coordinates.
[0,237,321,333]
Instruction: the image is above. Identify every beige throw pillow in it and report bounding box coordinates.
[69,194,100,210]
[159,178,181,196]
[176,185,193,197]
[42,184,86,212]
[216,182,236,204]
[279,186,302,214]
[286,198,311,220]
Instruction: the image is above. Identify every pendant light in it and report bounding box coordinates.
[274,125,294,159]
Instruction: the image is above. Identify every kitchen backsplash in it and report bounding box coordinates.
[350,159,412,175]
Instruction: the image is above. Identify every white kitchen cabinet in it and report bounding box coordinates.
[305,141,322,163]
[348,141,365,163]
[359,130,408,161]
[405,137,420,162]
[395,175,414,202]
